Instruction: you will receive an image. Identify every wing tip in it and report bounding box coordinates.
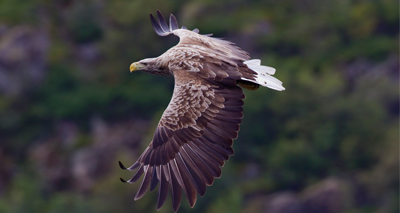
[169,13,179,31]
[119,161,127,170]
[119,160,141,171]
[151,10,205,36]
[151,10,182,36]
[120,177,127,183]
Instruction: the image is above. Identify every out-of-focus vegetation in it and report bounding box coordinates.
[0,0,398,212]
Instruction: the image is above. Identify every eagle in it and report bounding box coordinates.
[119,10,284,212]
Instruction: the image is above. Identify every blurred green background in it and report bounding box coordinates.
[0,0,398,212]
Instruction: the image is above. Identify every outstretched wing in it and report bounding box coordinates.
[150,10,248,62]
[150,10,285,92]
[120,65,245,212]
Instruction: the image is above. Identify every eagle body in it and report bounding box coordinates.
[120,10,285,212]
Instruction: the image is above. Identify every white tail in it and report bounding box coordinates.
[243,59,285,91]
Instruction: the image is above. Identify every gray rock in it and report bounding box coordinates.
[301,178,347,213]
[264,192,303,213]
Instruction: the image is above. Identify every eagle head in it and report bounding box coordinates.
[130,57,170,75]
[130,58,157,72]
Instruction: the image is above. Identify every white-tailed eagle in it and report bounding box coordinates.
[119,10,284,212]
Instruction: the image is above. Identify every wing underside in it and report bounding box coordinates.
[120,71,244,212]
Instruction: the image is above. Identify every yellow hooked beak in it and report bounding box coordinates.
[130,62,146,72]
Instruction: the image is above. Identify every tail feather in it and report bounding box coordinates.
[243,59,261,65]
[244,60,276,75]
[242,59,285,91]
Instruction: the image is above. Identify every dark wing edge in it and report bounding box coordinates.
[120,73,244,212]
[150,10,210,37]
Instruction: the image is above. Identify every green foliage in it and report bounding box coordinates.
[0,173,91,213]
[0,0,41,24]
[29,64,172,121]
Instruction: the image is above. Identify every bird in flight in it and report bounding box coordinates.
[119,10,284,212]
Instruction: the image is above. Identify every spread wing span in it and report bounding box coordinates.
[120,67,244,211]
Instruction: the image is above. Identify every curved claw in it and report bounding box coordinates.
[120,177,127,183]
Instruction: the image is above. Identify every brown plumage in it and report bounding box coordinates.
[120,10,285,212]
